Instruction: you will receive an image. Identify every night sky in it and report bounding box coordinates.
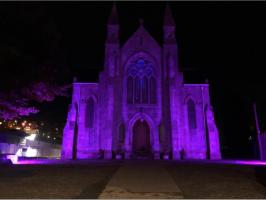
[1,1,266,159]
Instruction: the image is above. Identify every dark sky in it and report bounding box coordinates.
[1,1,266,158]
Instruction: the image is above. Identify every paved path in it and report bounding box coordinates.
[99,161,183,199]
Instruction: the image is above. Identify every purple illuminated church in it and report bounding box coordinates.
[61,5,221,160]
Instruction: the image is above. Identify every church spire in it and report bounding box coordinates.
[105,2,120,77]
[164,3,175,27]
[163,4,176,44]
[163,3,178,78]
[108,3,119,25]
[106,2,119,44]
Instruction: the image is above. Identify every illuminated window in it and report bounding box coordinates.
[127,58,156,104]
[187,99,197,129]
[85,98,94,128]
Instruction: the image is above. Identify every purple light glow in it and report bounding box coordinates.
[231,160,266,166]
[61,5,222,160]
[12,158,266,166]
[14,158,61,165]
[6,154,18,164]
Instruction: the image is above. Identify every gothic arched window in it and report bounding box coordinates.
[150,76,156,104]
[142,76,148,103]
[127,58,156,104]
[134,77,141,104]
[127,76,133,103]
[85,98,94,128]
[187,99,197,129]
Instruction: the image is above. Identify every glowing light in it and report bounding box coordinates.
[16,147,38,157]
[26,134,36,141]
[6,155,18,164]
[47,135,50,139]
[0,121,2,125]
[26,147,38,157]
[16,148,22,157]
[15,127,21,130]
[25,126,31,131]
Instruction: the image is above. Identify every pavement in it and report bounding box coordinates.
[0,159,266,198]
[99,161,183,199]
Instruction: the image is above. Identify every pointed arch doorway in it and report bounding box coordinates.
[132,119,151,158]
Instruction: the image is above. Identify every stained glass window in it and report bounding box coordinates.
[127,76,133,103]
[142,76,148,103]
[134,77,141,104]
[127,58,156,104]
[150,76,156,104]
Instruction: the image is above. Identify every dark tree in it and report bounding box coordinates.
[0,4,71,120]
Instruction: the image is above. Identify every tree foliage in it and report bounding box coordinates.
[0,4,71,120]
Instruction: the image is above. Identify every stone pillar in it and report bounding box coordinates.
[206,106,221,160]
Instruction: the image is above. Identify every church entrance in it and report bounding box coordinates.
[132,119,151,158]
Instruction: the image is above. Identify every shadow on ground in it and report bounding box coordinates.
[165,162,266,199]
[75,171,118,198]
[255,166,266,187]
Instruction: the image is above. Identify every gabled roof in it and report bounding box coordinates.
[122,24,161,51]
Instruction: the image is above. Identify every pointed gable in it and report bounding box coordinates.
[121,25,161,67]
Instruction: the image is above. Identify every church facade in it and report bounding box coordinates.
[61,5,221,160]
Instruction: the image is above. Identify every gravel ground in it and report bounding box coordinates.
[0,160,266,199]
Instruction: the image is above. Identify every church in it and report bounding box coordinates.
[61,4,221,160]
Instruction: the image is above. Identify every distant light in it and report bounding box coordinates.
[0,122,2,125]
[28,123,32,126]
[47,135,50,139]
[53,137,56,140]
[15,147,37,158]
[25,147,38,157]
[55,128,58,131]
[14,120,17,123]
[26,134,36,141]
[25,126,31,131]
[6,155,18,164]
[15,127,21,130]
